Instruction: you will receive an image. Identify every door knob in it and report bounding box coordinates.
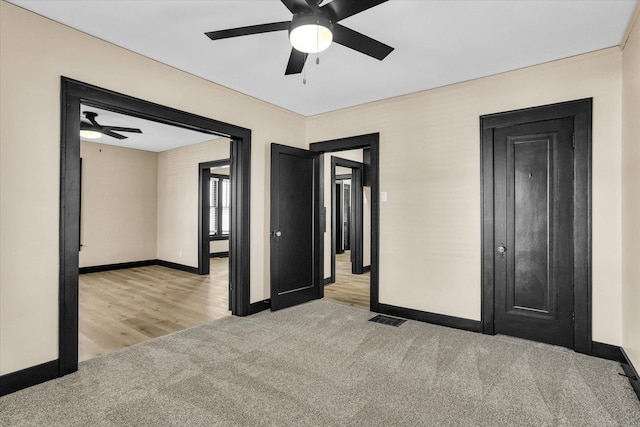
[275,231,282,237]
[497,245,506,254]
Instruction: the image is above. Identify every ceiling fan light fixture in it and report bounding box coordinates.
[80,130,102,139]
[289,14,333,54]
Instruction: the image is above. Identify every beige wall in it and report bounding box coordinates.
[0,1,306,375]
[622,10,640,369]
[307,48,624,345]
[80,139,230,267]
[210,240,229,254]
[157,138,230,267]
[79,141,158,267]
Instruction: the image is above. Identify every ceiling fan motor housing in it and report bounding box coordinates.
[289,12,334,53]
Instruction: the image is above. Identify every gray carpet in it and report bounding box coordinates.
[1,300,639,426]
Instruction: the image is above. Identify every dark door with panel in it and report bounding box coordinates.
[270,144,320,311]
[493,118,574,348]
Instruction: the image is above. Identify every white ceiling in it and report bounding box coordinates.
[80,105,220,152]
[12,0,638,116]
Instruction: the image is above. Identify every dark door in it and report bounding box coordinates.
[270,144,319,311]
[493,118,574,348]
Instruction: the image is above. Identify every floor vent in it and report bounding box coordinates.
[369,314,406,327]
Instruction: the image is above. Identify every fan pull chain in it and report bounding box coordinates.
[316,25,320,65]
[303,66,306,85]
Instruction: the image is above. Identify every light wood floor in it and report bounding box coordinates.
[323,251,370,309]
[79,258,230,362]
[80,254,369,362]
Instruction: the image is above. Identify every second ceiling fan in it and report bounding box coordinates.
[205,0,394,75]
[81,112,142,140]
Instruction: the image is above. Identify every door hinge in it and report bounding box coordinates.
[571,134,576,149]
[572,312,575,325]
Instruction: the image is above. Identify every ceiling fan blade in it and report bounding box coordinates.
[84,113,101,129]
[285,48,308,75]
[304,0,320,11]
[205,21,290,41]
[332,24,393,60]
[322,0,388,22]
[280,0,312,14]
[80,121,96,131]
[103,130,128,140]
[103,126,143,134]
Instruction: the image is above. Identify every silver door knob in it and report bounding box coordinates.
[275,231,282,237]
[497,245,506,254]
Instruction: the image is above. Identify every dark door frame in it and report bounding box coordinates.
[343,182,352,251]
[480,98,592,355]
[60,77,252,377]
[335,181,344,254]
[198,158,231,276]
[331,156,364,280]
[310,133,380,312]
[334,173,354,255]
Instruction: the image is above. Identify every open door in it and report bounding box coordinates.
[270,143,321,311]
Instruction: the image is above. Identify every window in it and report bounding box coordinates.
[210,174,230,238]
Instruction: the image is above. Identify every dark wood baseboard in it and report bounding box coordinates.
[79,259,156,274]
[621,348,640,401]
[80,259,200,275]
[323,277,334,286]
[0,360,59,397]
[248,299,271,315]
[155,260,200,275]
[362,265,371,273]
[378,303,483,333]
[376,306,637,401]
[590,343,640,402]
[592,341,623,362]
[209,251,229,258]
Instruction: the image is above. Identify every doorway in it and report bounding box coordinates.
[77,107,234,360]
[321,154,370,309]
[313,136,379,312]
[60,77,251,376]
[480,99,592,354]
[331,156,365,277]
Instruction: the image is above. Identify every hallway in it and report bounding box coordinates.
[323,250,370,309]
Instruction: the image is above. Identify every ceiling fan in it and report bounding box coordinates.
[80,112,143,140]
[205,0,394,75]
